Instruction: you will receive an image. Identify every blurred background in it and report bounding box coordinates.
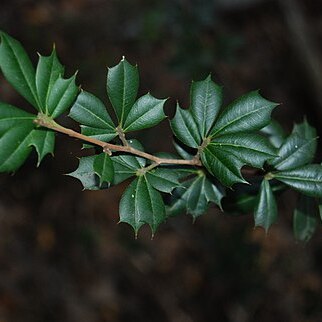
[0,0,322,321]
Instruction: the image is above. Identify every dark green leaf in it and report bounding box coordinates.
[145,167,181,193]
[211,91,278,137]
[29,129,55,165]
[173,140,194,160]
[35,48,64,111]
[170,103,201,148]
[123,93,166,132]
[293,194,318,242]
[273,164,322,197]
[0,32,40,109]
[119,176,166,235]
[69,91,117,143]
[107,58,139,126]
[254,180,277,232]
[47,74,78,118]
[261,119,286,148]
[93,153,114,186]
[190,75,223,137]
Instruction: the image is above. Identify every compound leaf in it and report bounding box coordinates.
[93,153,114,186]
[293,194,318,242]
[254,179,277,232]
[190,75,223,137]
[211,91,278,137]
[0,32,40,109]
[273,164,322,198]
[123,93,166,132]
[107,58,139,126]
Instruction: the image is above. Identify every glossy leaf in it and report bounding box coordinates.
[170,103,201,148]
[35,49,64,111]
[293,194,318,242]
[261,119,286,148]
[145,167,181,193]
[119,176,166,235]
[29,129,55,165]
[0,32,40,109]
[211,91,278,137]
[190,75,223,137]
[47,74,78,118]
[69,91,117,143]
[254,180,277,232]
[93,153,114,186]
[107,58,139,126]
[123,93,166,132]
[273,164,322,198]
[173,140,194,160]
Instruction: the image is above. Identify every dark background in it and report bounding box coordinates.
[0,0,322,321]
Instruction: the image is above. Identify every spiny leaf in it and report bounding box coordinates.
[261,119,286,148]
[254,179,278,232]
[107,57,139,126]
[119,176,166,235]
[170,103,201,148]
[293,194,318,242]
[69,91,117,143]
[210,91,278,137]
[0,32,40,109]
[145,167,181,193]
[123,93,166,132]
[190,75,223,137]
[173,140,194,160]
[273,164,322,198]
[93,153,114,186]
[47,74,78,118]
[35,48,64,111]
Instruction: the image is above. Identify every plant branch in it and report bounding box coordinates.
[34,114,202,166]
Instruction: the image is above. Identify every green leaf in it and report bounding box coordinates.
[211,91,278,137]
[67,156,103,190]
[93,153,114,186]
[69,91,117,143]
[47,74,78,118]
[119,176,166,235]
[261,119,286,148]
[190,75,223,137]
[0,32,40,109]
[293,194,318,242]
[254,180,278,232]
[123,93,166,132]
[107,58,139,126]
[173,140,194,160]
[269,123,317,171]
[201,134,276,187]
[273,165,322,198]
[145,167,181,193]
[170,103,201,148]
[35,48,64,111]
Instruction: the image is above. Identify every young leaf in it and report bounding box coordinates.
[107,58,139,126]
[123,93,166,132]
[145,167,181,193]
[119,176,166,235]
[0,32,40,109]
[69,91,117,143]
[170,103,201,148]
[35,49,64,111]
[190,75,223,137]
[254,179,278,232]
[273,164,322,198]
[93,153,114,186]
[210,91,278,137]
[47,74,78,118]
[293,194,318,242]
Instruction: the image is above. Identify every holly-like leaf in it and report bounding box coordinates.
[170,103,201,148]
[107,57,139,126]
[123,93,166,132]
[145,167,181,193]
[190,75,223,137]
[261,119,286,148]
[69,91,117,143]
[93,153,114,186]
[293,194,318,242]
[119,176,166,235]
[210,91,278,137]
[201,134,276,187]
[0,32,40,109]
[47,74,78,118]
[35,48,64,111]
[273,164,322,198]
[173,140,194,160]
[254,179,278,232]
